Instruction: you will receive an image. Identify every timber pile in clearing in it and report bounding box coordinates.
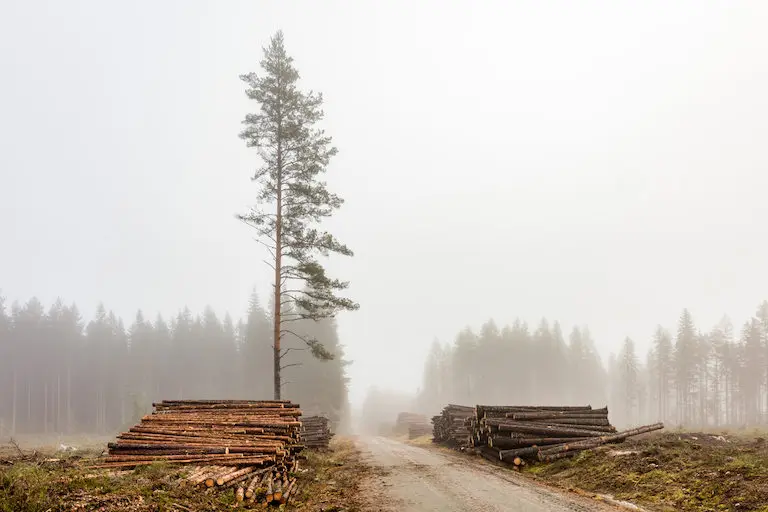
[436,404,664,467]
[300,415,333,449]
[408,422,432,439]
[95,400,303,507]
[431,404,474,448]
[394,412,429,437]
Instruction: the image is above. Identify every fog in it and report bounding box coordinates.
[2,1,768,431]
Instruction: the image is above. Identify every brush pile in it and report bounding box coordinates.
[466,405,663,467]
[300,416,333,449]
[431,404,474,448]
[96,399,304,507]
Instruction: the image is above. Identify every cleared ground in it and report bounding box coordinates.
[355,436,617,511]
[524,431,768,512]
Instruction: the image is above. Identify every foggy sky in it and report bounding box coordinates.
[2,0,768,406]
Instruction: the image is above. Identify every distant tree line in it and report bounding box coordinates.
[0,290,350,436]
[417,301,768,428]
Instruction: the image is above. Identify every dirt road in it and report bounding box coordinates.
[356,436,618,512]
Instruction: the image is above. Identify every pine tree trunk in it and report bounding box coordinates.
[66,365,71,434]
[57,373,61,433]
[44,381,48,433]
[272,126,283,401]
[98,392,102,434]
[27,381,31,430]
[11,369,16,435]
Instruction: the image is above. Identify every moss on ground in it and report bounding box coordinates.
[522,431,768,512]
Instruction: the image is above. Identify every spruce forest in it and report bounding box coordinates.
[0,291,349,436]
[417,301,768,428]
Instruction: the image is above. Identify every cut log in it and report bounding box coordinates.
[489,436,594,449]
[498,445,543,461]
[265,472,274,502]
[273,474,283,502]
[537,423,664,459]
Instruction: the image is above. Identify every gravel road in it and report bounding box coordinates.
[356,436,618,512]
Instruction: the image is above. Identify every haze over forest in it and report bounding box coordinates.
[2,1,768,431]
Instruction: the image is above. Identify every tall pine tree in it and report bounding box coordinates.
[238,31,358,399]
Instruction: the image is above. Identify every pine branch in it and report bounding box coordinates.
[279,347,305,360]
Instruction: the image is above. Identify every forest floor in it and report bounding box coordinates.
[0,437,369,511]
[518,430,768,512]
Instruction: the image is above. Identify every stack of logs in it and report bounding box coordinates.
[408,422,432,439]
[300,416,333,449]
[96,400,304,507]
[394,412,430,439]
[431,404,474,448]
[468,405,663,467]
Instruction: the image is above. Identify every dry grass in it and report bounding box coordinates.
[522,431,768,512]
[291,436,371,511]
[0,436,370,512]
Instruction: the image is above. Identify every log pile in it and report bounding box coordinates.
[408,422,432,439]
[96,400,304,507]
[431,404,474,448]
[394,412,429,437]
[467,405,663,467]
[300,416,333,449]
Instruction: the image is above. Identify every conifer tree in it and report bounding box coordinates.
[650,326,673,422]
[675,309,698,424]
[238,31,358,399]
[619,337,639,425]
[741,318,763,423]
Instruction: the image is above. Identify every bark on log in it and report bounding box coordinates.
[498,445,543,461]
[488,436,594,449]
[265,473,274,502]
[273,476,283,501]
[217,466,255,486]
[188,466,225,486]
[494,423,611,437]
[505,411,609,420]
[537,423,664,459]
[245,473,262,498]
[280,477,297,504]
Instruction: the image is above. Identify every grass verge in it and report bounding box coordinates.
[290,437,370,511]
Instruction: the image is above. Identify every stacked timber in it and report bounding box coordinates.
[431,404,474,448]
[301,416,333,449]
[470,405,663,467]
[96,400,304,507]
[394,412,429,436]
[408,422,432,439]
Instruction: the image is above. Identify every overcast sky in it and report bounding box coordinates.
[2,1,767,405]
